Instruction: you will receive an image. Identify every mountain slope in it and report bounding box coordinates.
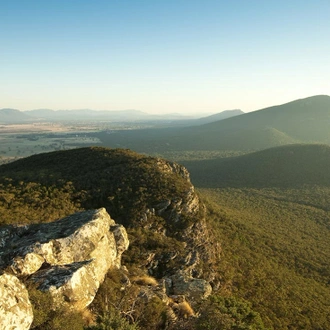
[96,95,330,152]
[189,143,330,329]
[195,109,244,124]
[202,95,330,138]
[191,95,330,146]
[0,147,190,227]
[182,144,330,188]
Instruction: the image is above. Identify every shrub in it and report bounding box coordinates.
[134,296,168,330]
[196,295,266,330]
[28,283,85,330]
[85,308,140,330]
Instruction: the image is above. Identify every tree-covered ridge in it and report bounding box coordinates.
[1,147,208,285]
[4,147,221,280]
[182,144,330,188]
[0,147,191,227]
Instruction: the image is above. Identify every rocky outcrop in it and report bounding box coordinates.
[169,271,212,300]
[137,159,220,298]
[0,148,220,328]
[0,208,129,312]
[0,273,33,330]
[156,158,191,181]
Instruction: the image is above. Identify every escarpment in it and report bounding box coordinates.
[0,147,221,328]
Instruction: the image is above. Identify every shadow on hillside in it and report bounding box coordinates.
[181,144,330,189]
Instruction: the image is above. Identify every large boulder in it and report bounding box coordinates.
[168,271,212,300]
[0,208,129,311]
[0,273,33,330]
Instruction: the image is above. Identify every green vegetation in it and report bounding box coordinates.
[199,188,330,329]
[197,295,266,330]
[1,142,330,329]
[172,143,330,329]
[88,269,167,330]
[0,147,201,329]
[27,284,85,330]
[0,180,80,225]
[0,147,190,228]
[0,130,101,162]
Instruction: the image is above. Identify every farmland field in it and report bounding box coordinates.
[0,123,101,164]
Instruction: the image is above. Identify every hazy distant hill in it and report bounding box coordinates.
[25,108,195,122]
[195,109,244,124]
[97,95,330,152]
[201,95,330,140]
[178,95,330,150]
[160,109,244,127]
[0,108,197,123]
[0,108,33,124]
[183,144,330,188]
[1,107,243,125]
[25,108,244,123]
[26,108,148,121]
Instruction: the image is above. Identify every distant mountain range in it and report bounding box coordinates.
[95,95,330,152]
[3,95,330,154]
[0,107,243,124]
[0,108,32,123]
[173,95,330,150]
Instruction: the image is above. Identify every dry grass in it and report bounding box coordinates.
[81,309,96,326]
[131,275,158,286]
[176,301,195,318]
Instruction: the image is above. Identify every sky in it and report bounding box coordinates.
[1,0,329,115]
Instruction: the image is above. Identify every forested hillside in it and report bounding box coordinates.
[179,143,330,329]
[182,144,330,188]
[200,188,330,329]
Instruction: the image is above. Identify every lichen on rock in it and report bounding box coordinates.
[0,208,129,312]
[0,273,33,330]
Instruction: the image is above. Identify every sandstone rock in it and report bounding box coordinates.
[0,208,129,311]
[169,271,212,300]
[156,158,191,181]
[111,224,129,266]
[0,273,33,330]
[133,160,219,297]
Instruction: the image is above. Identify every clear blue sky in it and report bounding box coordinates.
[1,0,329,114]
